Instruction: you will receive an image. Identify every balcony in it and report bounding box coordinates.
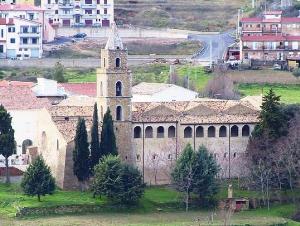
[81,3,96,8]
[58,3,74,8]
[19,43,40,48]
[82,14,96,19]
[262,28,282,33]
[59,14,73,18]
[19,32,41,38]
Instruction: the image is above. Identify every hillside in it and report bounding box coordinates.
[115,0,250,31]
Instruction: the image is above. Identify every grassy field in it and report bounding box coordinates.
[239,84,300,104]
[0,182,299,225]
[115,0,251,31]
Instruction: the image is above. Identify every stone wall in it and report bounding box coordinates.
[133,122,255,185]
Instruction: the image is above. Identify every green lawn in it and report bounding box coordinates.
[238,84,300,104]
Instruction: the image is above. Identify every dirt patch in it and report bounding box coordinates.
[228,69,300,85]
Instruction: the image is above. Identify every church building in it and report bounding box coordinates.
[35,24,260,189]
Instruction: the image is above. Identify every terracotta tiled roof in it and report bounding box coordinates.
[59,83,97,97]
[0,4,43,11]
[0,80,34,87]
[132,99,259,124]
[0,86,50,110]
[49,106,94,142]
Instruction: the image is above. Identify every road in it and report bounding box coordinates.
[188,31,236,63]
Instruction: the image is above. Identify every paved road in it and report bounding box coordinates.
[188,30,236,63]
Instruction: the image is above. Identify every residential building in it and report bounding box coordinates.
[240,11,300,63]
[42,0,113,27]
[0,0,34,6]
[0,16,43,58]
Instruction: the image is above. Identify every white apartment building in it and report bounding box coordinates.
[0,17,43,58]
[42,0,113,27]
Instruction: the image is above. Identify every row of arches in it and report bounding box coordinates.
[183,125,250,138]
[134,126,176,138]
[133,125,250,139]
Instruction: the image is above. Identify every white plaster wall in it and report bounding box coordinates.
[152,86,198,102]
[9,109,39,155]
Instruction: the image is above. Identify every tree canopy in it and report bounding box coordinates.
[100,108,117,156]
[0,105,16,183]
[90,103,101,174]
[21,156,55,201]
[73,117,90,188]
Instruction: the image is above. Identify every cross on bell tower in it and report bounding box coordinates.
[97,23,134,163]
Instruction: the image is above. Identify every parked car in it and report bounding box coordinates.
[73,33,87,39]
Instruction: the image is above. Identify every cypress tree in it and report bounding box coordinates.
[253,89,286,139]
[73,117,90,190]
[100,108,117,156]
[21,155,55,202]
[0,105,16,184]
[90,103,101,173]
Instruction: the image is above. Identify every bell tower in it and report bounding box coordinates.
[97,23,134,163]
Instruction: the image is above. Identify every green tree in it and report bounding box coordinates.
[192,145,220,204]
[92,155,145,205]
[53,62,67,83]
[118,164,145,205]
[0,105,16,184]
[21,156,55,201]
[171,143,195,212]
[73,117,90,191]
[100,108,117,156]
[90,103,101,174]
[253,89,286,139]
[92,155,122,201]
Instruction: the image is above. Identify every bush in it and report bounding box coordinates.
[292,68,300,78]
[92,155,145,205]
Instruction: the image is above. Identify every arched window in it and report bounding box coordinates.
[100,81,103,96]
[116,81,122,96]
[103,57,106,68]
[116,58,120,68]
[134,126,142,138]
[231,125,239,137]
[233,152,237,158]
[242,125,250,137]
[219,126,227,137]
[56,139,59,150]
[22,139,33,154]
[196,126,204,137]
[145,126,153,138]
[184,126,192,138]
[41,131,47,151]
[168,126,176,138]
[208,126,216,137]
[224,152,227,158]
[157,126,164,138]
[116,106,122,121]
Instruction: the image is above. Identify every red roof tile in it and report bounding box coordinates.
[59,83,97,97]
[0,18,14,25]
[0,86,50,110]
[0,4,43,11]
[0,80,34,87]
